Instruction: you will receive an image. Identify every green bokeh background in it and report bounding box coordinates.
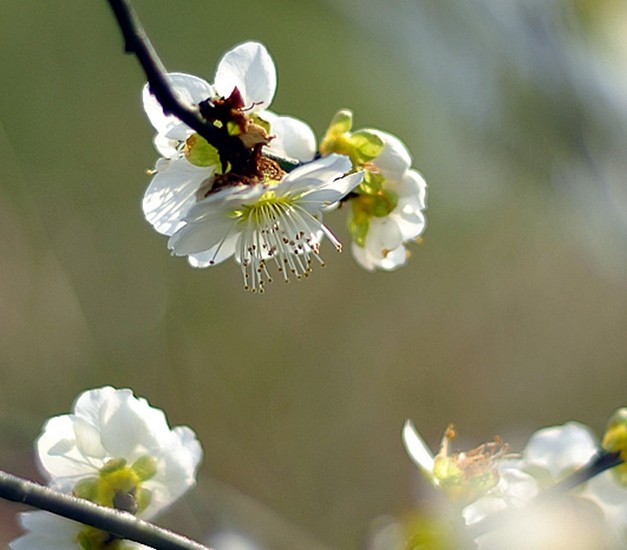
[2,1,627,548]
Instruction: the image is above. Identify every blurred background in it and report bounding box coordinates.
[2,1,627,548]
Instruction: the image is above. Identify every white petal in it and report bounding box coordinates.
[369,130,412,181]
[523,422,598,480]
[143,426,203,518]
[399,169,428,209]
[36,416,94,483]
[169,217,239,256]
[214,42,276,110]
[187,232,239,267]
[300,171,364,209]
[351,241,377,272]
[143,158,213,236]
[377,245,408,271]
[280,154,353,198]
[391,197,426,241]
[143,73,214,139]
[402,420,435,473]
[153,134,180,158]
[264,114,316,162]
[365,217,403,260]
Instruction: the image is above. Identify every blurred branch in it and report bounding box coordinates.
[467,450,623,539]
[0,470,211,550]
[106,0,237,156]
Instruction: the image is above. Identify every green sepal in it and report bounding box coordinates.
[327,109,353,136]
[348,199,371,247]
[135,486,153,514]
[250,113,271,134]
[185,133,222,168]
[131,455,157,481]
[73,477,99,502]
[349,130,384,164]
[99,458,126,475]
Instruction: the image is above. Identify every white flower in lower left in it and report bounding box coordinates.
[10,511,150,550]
[35,386,203,520]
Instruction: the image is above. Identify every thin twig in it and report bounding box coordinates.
[0,470,211,550]
[466,450,623,539]
[106,0,237,155]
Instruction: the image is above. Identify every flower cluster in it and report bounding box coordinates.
[142,42,427,291]
[10,387,203,550]
[399,412,627,549]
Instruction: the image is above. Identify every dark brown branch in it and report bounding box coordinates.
[0,470,211,550]
[106,0,243,160]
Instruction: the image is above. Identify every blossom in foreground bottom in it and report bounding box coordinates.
[10,511,150,550]
[167,154,363,292]
[10,386,203,549]
[402,418,627,549]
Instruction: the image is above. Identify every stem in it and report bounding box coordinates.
[466,450,623,539]
[0,470,211,550]
[106,0,239,157]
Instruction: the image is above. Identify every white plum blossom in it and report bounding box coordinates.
[142,41,317,238]
[462,422,627,549]
[319,110,427,272]
[143,41,316,162]
[10,387,202,550]
[9,511,151,550]
[350,131,427,271]
[168,154,363,292]
[35,386,203,520]
[402,420,507,504]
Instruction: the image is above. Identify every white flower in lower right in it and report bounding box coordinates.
[463,422,627,549]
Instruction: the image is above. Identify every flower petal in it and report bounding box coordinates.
[402,420,435,473]
[143,158,212,236]
[369,130,412,181]
[214,42,276,110]
[143,73,214,139]
[263,114,316,162]
[187,232,239,267]
[169,216,239,256]
[280,154,353,197]
[523,422,598,480]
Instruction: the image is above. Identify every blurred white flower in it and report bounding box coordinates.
[9,511,150,550]
[36,386,203,520]
[463,422,627,549]
[402,420,507,504]
[168,154,363,292]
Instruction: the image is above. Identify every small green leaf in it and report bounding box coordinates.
[185,133,221,168]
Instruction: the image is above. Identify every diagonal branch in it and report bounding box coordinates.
[106,0,239,157]
[0,470,211,550]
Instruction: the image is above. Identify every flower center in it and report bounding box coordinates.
[74,457,157,549]
[234,193,334,293]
